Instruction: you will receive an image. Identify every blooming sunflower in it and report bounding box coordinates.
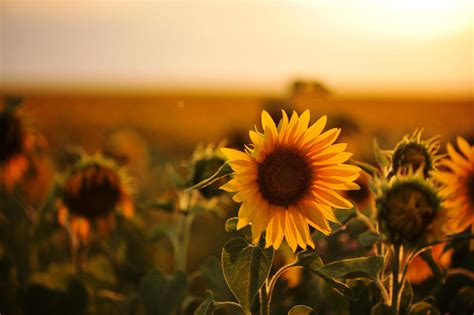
[221,110,360,251]
[406,244,453,284]
[57,152,134,245]
[434,137,474,236]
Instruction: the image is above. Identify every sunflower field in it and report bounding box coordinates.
[0,95,472,315]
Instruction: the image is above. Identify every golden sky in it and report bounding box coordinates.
[1,0,473,97]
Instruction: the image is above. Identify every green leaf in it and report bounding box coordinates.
[371,303,391,315]
[294,250,323,269]
[373,139,390,169]
[304,259,354,299]
[288,305,315,315]
[408,302,440,315]
[358,231,382,248]
[139,270,188,315]
[317,256,384,281]
[334,207,357,224]
[221,237,274,311]
[400,281,413,313]
[312,270,354,299]
[186,162,233,192]
[194,290,215,315]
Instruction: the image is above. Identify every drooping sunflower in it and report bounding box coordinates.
[434,137,474,236]
[221,110,360,251]
[406,244,453,284]
[376,172,446,247]
[387,129,442,178]
[57,152,134,245]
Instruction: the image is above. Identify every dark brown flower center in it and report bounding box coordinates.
[257,147,312,207]
[63,164,122,218]
[0,113,24,163]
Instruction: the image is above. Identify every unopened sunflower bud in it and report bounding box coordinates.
[389,130,441,178]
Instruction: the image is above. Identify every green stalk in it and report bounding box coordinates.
[391,244,400,315]
[259,283,269,315]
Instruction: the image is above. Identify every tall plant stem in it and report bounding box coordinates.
[260,281,269,315]
[391,244,401,315]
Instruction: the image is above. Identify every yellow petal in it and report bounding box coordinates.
[312,152,353,166]
[457,137,473,160]
[221,148,250,161]
[315,189,353,209]
[304,115,327,143]
[447,142,470,170]
[261,110,278,137]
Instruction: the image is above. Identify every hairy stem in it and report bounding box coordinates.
[391,244,400,315]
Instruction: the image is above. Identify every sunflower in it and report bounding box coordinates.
[221,110,360,251]
[387,129,442,178]
[190,143,227,199]
[57,152,134,245]
[376,173,445,247]
[0,108,31,191]
[434,137,474,236]
[406,244,453,284]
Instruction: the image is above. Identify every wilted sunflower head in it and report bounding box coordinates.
[388,129,441,178]
[434,137,474,234]
[60,152,133,221]
[190,143,228,199]
[376,173,444,247]
[221,110,360,251]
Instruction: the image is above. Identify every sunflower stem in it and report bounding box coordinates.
[260,281,269,315]
[391,244,401,315]
[266,264,300,315]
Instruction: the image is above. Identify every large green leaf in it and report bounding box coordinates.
[194,290,215,315]
[317,256,384,281]
[288,305,315,315]
[297,250,354,299]
[288,305,316,315]
[358,231,382,248]
[221,237,274,312]
[408,302,440,315]
[139,270,188,315]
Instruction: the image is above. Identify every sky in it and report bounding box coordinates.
[1,0,473,97]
